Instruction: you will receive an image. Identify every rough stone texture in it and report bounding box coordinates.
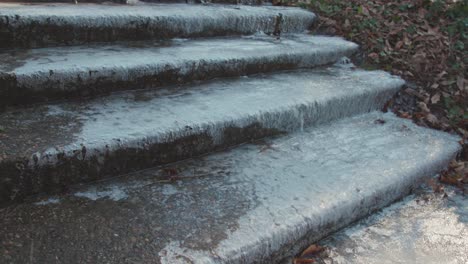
[0,3,315,48]
[318,186,468,264]
[0,66,404,205]
[0,35,358,107]
[0,112,460,264]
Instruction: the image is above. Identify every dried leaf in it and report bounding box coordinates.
[344,19,350,28]
[440,173,462,187]
[300,244,325,257]
[417,102,430,113]
[293,258,315,264]
[431,93,441,104]
[457,75,465,91]
[426,114,439,125]
[395,40,404,50]
[368,52,379,60]
[450,160,465,174]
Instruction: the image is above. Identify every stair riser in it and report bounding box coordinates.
[0,86,399,206]
[0,9,314,48]
[0,48,355,107]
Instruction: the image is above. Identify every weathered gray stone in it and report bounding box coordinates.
[0,66,403,205]
[0,3,315,48]
[0,112,460,263]
[0,35,358,107]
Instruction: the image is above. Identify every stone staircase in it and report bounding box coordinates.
[0,2,461,263]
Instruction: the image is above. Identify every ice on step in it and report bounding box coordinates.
[0,112,460,263]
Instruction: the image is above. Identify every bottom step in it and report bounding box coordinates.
[0,112,459,263]
[318,186,468,264]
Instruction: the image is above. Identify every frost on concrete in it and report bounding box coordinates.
[0,3,315,47]
[0,34,358,105]
[320,186,468,264]
[0,112,460,263]
[74,186,129,201]
[34,197,61,206]
[0,66,404,204]
[0,66,403,164]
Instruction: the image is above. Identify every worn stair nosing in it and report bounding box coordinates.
[0,35,358,107]
[0,3,315,48]
[0,67,403,205]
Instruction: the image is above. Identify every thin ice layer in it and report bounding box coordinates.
[0,112,460,263]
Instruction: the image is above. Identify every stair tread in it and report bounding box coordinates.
[0,3,315,47]
[0,35,358,105]
[1,35,356,75]
[0,65,403,204]
[0,66,403,161]
[0,112,459,263]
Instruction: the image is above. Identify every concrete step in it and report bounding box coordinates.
[0,66,403,205]
[0,112,460,263]
[317,186,468,264]
[1,0,268,4]
[0,35,358,107]
[0,3,315,48]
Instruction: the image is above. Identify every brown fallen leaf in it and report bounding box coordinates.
[426,114,439,125]
[300,244,326,257]
[417,102,430,113]
[368,52,379,60]
[293,258,315,264]
[439,172,462,187]
[292,244,327,264]
[450,160,465,174]
[395,40,404,50]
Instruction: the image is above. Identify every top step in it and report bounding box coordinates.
[0,3,315,48]
[2,0,268,4]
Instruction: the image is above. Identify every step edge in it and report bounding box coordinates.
[0,74,403,205]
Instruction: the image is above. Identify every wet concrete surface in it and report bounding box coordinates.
[0,34,358,106]
[0,3,315,48]
[0,112,460,263]
[0,66,403,204]
[317,186,467,264]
